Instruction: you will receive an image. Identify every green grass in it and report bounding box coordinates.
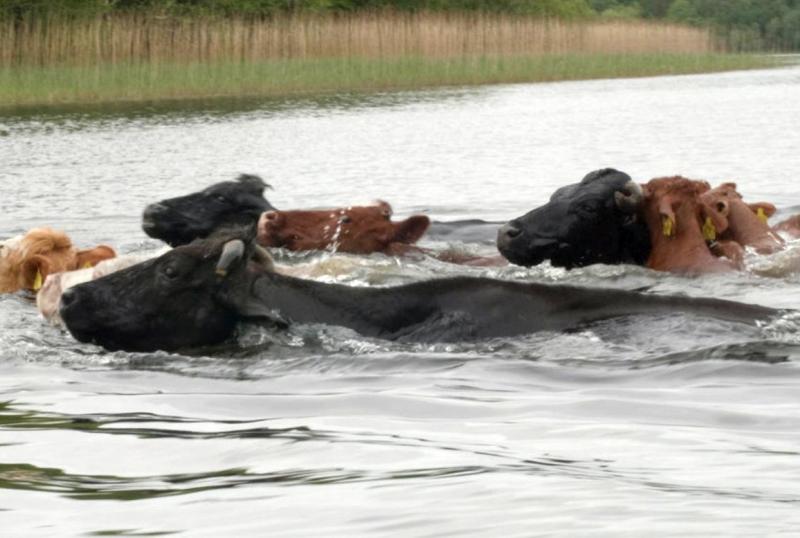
[0,53,776,108]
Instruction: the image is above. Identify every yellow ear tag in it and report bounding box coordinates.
[662,216,674,237]
[757,207,768,225]
[702,217,717,241]
[82,262,93,269]
[33,270,43,291]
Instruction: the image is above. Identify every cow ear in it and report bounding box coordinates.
[717,182,740,196]
[75,246,116,269]
[237,174,271,192]
[658,196,677,237]
[701,201,729,238]
[748,202,777,220]
[21,255,51,291]
[392,216,430,244]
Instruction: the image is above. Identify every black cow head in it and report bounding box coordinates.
[497,168,650,269]
[142,174,275,247]
[60,228,260,352]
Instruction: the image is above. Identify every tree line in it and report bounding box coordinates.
[2,0,799,50]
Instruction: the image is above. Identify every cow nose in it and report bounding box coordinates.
[503,224,521,239]
[60,288,77,309]
[497,223,522,248]
[143,203,169,220]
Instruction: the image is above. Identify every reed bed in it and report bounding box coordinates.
[1,12,721,67]
[0,12,772,106]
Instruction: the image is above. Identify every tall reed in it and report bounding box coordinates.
[2,12,770,107]
[0,12,721,68]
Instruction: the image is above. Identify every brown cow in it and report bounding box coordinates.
[257,201,430,255]
[700,183,785,254]
[0,228,116,293]
[642,177,741,273]
[773,215,800,238]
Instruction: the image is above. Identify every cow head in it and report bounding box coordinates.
[60,229,260,352]
[699,182,784,254]
[257,201,430,254]
[496,168,648,268]
[142,174,275,247]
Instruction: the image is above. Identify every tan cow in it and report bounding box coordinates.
[0,228,116,293]
[642,177,741,273]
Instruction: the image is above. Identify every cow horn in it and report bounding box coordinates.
[216,239,245,277]
[251,245,275,272]
[614,181,643,213]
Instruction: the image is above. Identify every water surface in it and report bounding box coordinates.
[2,66,800,536]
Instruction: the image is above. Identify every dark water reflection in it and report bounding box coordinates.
[3,66,800,536]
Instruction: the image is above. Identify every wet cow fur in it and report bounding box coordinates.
[257,201,430,255]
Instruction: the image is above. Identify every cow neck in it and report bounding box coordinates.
[244,270,408,337]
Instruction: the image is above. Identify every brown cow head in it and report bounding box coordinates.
[642,177,738,273]
[699,182,784,254]
[257,201,430,254]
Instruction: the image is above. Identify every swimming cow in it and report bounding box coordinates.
[59,229,777,352]
[257,201,430,254]
[0,228,116,293]
[497,168,650,269]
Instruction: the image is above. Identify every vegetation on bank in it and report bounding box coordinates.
[1,53,771,107]
[0,11,777,107]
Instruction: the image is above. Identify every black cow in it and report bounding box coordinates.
[497,168,650,269]
[60,229,776,352]
[142,174,275,247]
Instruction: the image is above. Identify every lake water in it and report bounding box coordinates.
[2,65,800,536]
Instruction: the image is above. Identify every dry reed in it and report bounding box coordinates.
[0,12,720,68]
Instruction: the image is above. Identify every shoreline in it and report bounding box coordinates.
[0,53,776,110]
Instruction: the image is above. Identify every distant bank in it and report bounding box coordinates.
[0,13,775,108]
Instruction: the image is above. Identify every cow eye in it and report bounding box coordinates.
[214,195,227,204]
[340,216,352,224]
[163,266,178,279]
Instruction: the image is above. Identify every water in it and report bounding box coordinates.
[3,65,800,536]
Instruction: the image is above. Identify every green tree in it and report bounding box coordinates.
[667,0,700,23]
[639,0,672,17]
